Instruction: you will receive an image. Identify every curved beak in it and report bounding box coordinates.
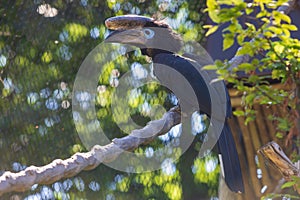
[105,29,146,46]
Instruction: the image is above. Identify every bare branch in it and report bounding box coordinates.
[0,106,181,196]
[258,141,300,194]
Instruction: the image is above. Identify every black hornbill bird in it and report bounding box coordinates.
[104,15,244,193]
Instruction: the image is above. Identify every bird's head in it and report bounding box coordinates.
[104,15,183,57]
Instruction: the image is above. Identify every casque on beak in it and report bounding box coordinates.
[105,29,146,46]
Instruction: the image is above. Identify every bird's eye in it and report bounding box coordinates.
[143,28,155,39]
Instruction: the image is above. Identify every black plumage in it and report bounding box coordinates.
[105,15,244,193]
[152,53,244,193]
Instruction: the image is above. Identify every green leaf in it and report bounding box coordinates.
[202,64,218,70]
[215,60,224,67]
[245,22,256,31]
[238,63,255,71]
[205,25,219,36]
[245,115,255,124]
[248,75,259,83]
[256,10,268,18]
[237,43,254,56]
[281,181,296,189]
[282,24,298,31]
[206,0,218,9]
[282,28,291,37]
[208,11,221,23]
[237,34,245,45]
[233,110,244,116]
[223,34,234,50]
[203,25,212,29]
[245,8,253,15]
[251,58,260,65]
[268,26,283,35]
[274,11,291,24]
[275,132,284,139]
[245,93,256,104]
[278,117,291,131]
[272,70,282,79]
[274,43,285,54]
[206,0,221,23]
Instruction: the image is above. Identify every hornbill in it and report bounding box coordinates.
[104,15,244,193]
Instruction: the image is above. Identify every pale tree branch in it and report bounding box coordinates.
[0,107,181,196]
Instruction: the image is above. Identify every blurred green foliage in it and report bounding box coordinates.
[0,0,220,199]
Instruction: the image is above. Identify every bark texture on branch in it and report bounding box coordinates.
[258,141,300,195]
[0,106,181,196]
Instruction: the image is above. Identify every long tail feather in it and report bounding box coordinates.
[217,121,244,193]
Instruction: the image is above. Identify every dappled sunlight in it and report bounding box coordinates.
[134,166,183,200]
[0,0,225,199]
[37,4,58,18]
[89,181,101,191]
[159,124,182,142]
[192,155,220,196]
[63,23,88,43]
[12,162,26,172]
[90,27,100,39]
[59,45,72,61]
[0,54,7,67]
[192,112,206,135]
[161,158,176,175]
[74,177,85,192]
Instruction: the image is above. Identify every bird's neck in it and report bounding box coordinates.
[141,48,174,58]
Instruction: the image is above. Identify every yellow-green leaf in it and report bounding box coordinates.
[41,51,52,63]
[282,24,297,31]
[275,132,284,139]
[245,22,256,31]
[237,34,245,45]
[236,43,254,56]
[208,11,221,23]
[223,34,234,50]
[202,64,218,70]
[245,8,253,15]
[203,25,213,29]
[205,26,219,36]
[206,0,218,9]
[281,181,296,189]
[233,110,244,116]
[238,63,255,71]
[274,44,284,54]
[274,11,291,24]
[268,26,283,35]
